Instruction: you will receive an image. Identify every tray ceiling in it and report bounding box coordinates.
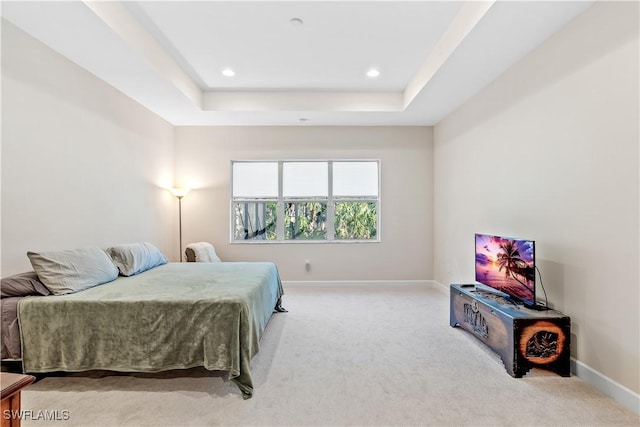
[2,1,593,126]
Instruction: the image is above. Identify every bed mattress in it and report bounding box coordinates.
[18,262,284,398]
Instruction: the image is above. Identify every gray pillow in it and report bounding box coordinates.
[27,247,119,295]
[105,242,168,276]
[1,271,51,298]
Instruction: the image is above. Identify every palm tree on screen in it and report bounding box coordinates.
[496,241,533,291]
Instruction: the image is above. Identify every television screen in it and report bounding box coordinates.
[475,233,536,307]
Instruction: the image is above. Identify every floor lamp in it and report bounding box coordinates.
[169,187,190,261]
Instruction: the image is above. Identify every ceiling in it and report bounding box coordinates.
[1,1,593,126]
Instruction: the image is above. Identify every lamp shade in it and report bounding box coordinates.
[169,187,190,198]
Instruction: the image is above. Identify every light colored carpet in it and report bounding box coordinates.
[19,285,639,426]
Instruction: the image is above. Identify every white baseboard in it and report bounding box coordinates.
[571,358,639,415]
[430,280,449,294]
[282,279,435,288]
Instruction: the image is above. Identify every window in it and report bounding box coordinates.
[231,162,278,240]
[231,160,379,242]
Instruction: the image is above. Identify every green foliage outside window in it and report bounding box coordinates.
[334,202,377,240]
[285,202,327,240]
[234,201,377,241]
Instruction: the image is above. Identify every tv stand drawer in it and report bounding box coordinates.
[449,284,571,378]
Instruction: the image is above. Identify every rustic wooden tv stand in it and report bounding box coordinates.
[450,284,571,378]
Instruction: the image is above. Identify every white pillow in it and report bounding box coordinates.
[185,242,221,262]
[27,247,119,295]
[106,242,168,276]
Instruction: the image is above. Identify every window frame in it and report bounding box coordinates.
[230,159,381,244]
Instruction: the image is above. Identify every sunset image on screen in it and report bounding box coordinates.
[475,234,535,305]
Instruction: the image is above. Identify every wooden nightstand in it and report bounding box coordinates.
[1,373,35,427]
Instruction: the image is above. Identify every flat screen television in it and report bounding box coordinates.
[475,233,536,307]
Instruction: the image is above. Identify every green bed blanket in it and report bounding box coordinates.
[18,262,284,398]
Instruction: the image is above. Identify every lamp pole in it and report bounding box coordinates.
[169,187,190,262]
[177,195,184,262]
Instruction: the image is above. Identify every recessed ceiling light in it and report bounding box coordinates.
[222,68,235,77]
[289,17,304,26]
[366,68,380,78]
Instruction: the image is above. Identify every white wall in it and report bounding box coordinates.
[1,21,175,275]
[434,1,639,395]
[174,126,433,281]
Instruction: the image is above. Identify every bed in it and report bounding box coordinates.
[1,246,285,399]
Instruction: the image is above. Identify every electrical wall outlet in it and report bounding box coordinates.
[304,260,311,272]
